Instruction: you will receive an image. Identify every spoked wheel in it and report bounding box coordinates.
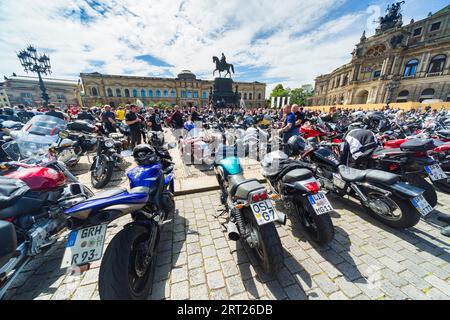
[99,224,159,300]
[362,191,420,229]
[292,200,334,246]
[242,208,283,275]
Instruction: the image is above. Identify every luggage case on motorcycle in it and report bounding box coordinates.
[400,139,435,152]
[67,121,96,133]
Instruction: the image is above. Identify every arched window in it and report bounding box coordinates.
[420,88,435,102]
[164,90,168,97]
[91,87,98,96]
[187,90,192,98]
[181,90,186,98]
[202,91,207,99]
[116,88,122,97]
[428,55,447,73]
[107,88,113,97]
[171,89,176,98]
[156,90,161,97]
[249,93,253,100]
[133,89,138,97]
[141,89,146,97]
[404,59,419,77]
[397,90,409,102]
[258,93,262,100]
[149,89,153,98]
[124,89,130,97]
[243,93,247,100]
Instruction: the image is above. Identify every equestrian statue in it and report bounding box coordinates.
[212,53,235,78]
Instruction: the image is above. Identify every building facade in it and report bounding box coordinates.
[0,83,11,108]
[311,5,450,106]
[2,75,80,108]
[80,70,266,108]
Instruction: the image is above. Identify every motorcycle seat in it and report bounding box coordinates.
[282,169,314,184]
[400,139,435,152]
[338,166,367,182]
[228,174,246,196]
[89,188,127,201]
[365,170,399,185]
[228,175,263,200]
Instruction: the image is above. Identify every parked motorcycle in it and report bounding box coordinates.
[261,148,334,246]
[214,155,285,274]
[61,143,175,300]
[295,137,429,229]
[0,140,92,299]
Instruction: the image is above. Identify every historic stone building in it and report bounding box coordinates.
[311,5,450,106]
[2,75,80,108]
[80,70,266,108]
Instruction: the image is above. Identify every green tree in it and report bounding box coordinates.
[270,84,290,98]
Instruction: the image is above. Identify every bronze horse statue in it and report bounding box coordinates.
[212,56,234,78]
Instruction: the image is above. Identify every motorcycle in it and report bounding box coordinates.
[298,139,430,229]
[61,143,176,300]
[0,139,92,299]
[261,148,335,246]
[214,155,285,275]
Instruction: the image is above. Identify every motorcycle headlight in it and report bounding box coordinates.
[104,140,114,148]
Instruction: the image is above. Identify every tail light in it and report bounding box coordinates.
[3,217,14,222]
[251,191,268,203]
[304,182,320,194]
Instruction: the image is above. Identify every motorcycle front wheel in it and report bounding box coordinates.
[98,224,159,300]
[242,208,283,275]
[91,156,114,189]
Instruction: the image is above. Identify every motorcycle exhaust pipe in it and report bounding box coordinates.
[276,211,287,225]
[227,221,240,241]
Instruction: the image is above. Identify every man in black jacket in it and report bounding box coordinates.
[126,104,142,149]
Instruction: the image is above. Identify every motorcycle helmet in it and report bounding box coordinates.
[133,144,158,166]
[286,135,308,157]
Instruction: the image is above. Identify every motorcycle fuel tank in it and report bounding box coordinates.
[127,164,162,189]
[218,156,242,176]
[6,167,66,191]
[312,147,340,168]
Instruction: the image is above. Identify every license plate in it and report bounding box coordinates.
[61,224,108,268]
[250,200,278,225]
[425,164,447,181]
[308,193,334,215]
[411,195,434,217]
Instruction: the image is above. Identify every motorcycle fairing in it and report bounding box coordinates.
[218,156,242,176]
[127,164,162,189]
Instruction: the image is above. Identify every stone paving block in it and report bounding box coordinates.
[202,245,217,259]
[216,248,234,262]
[334,277,363,298]
[424,275,450,296]
[244,278,267,300]
[426,288,449,300]
[171,265,188,284]
[80,268,99,286]
[379,282,408,300]
[283,284,307,300]
[210,288,229,300]
[71,284,96,300]
[190,284,209,300]
[225,275,246,296]
[189,267,206,286]
[378,256,406,273]
[170,281,189,300]
[221,260,240,278]
[187,253,203,270]
[207,271,226,290]
[204,257,221,273]
[313,274,339,295]
[329,291,349,300]
[401,284,430,300]
[335,261,363,281]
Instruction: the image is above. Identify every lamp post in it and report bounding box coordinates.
[17,45,52,107]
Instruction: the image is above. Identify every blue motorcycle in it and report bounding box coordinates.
[61,144,176,300]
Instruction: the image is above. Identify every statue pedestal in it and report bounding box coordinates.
[213,78,239,108]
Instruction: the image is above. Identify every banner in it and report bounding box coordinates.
[271,96,275,109]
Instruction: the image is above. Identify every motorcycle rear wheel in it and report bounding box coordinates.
[98,224,158,300]
[242,208,283,275]
[362,192,420,229]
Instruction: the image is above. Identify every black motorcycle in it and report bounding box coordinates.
[91,135,124,189]
[261,150,334,245]
[297,138,429,229]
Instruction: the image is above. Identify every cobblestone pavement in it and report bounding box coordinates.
[4,185,450,300]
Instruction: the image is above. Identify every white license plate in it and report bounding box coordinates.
[308,193,334,215]
[411,195,434,217]
[250,200,278,225]
[425,164,447,181]
[61,224,108,268]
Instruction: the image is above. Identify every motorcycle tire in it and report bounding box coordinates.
[433,180,450,194]
[242,208,283,275]
[295,201,334,246]
[404,174,437,208]
[91,158,114,189]
[99,224,159,300]
[362,193,421,229]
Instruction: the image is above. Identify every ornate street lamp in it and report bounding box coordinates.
[17,45,52,107]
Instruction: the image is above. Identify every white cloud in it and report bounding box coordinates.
[0,0,426,97]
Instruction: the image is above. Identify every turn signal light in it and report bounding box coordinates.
[270,194,280,200]
[305,182,320,194]
[235,204,244,209]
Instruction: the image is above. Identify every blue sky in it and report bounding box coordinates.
[0,0,448,95]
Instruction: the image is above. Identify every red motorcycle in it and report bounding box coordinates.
[0,140,92,299]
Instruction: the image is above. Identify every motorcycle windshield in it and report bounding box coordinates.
[2,139,51,162]
[23,115,65,137]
